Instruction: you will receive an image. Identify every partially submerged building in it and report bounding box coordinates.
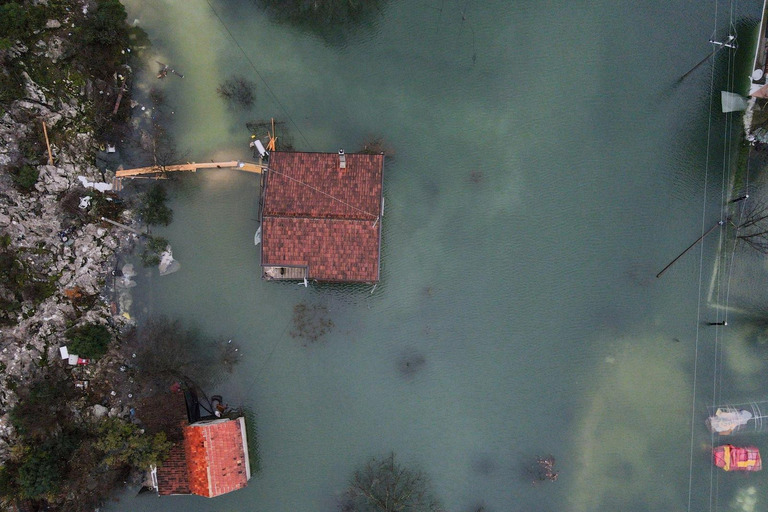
[259,150,384,283]
[153,391,251,498]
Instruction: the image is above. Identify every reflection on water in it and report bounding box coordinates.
[109,1,766,511]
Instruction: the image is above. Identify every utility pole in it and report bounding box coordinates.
[656,221,724,279]
[679,35,736,81]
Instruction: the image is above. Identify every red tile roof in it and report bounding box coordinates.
[262,151,384,283]
[183,418,250,498]
[156,443,191,495]
[153,391,190,496]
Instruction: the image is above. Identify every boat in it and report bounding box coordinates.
[713,445,762,472]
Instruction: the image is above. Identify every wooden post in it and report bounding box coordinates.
[656,221,723,279]
[42,121,53,165]
[679,38,734,81]
[112,80,127,116]
[100,217,146,236]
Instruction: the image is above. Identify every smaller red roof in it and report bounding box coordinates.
[156,443,191,495]
[183,417,250,497]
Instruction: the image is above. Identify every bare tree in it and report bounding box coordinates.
[342,453,442,512]
[734,199,768,253]
[121,315,241,389]
[217,75,256,109]
[144,87,182,169]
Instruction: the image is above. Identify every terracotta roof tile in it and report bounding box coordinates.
[156,443,191,495]
[154,391,191,495]
[262,151,384,282]
[262,217,380,282]
[182,419,249,498]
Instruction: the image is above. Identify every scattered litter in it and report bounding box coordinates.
[58,226,75,242]
[79,195,91,209]
[77,175,113,192]
[74,379,89,390]
[68,354,90,365]
[59,346,69,359]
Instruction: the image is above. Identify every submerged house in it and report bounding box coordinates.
[259,150,384,283]
[153,391,251,497]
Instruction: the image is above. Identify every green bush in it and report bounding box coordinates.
[11,165,39,191]
[17,434,77,499]
[81,0,128,47]
[0,297,21,326]
[138,183,173,226]
[76,0,129,77]
[141,235,168,267]
[95,417,171,469]
[66,323,111,359]
[21,277,55,303]
[0,3,46,43]
[0,247,23,287]
[10,377,77,439]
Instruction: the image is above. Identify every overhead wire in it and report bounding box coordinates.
[708,10,737,512]
[204,0,313,150]
[706,2,743,512]
[687,2,719,511]
[267,165,380,220]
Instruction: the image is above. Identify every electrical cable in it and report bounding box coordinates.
[204,0,314,150]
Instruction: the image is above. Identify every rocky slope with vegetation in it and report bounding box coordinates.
[0,1,176,510]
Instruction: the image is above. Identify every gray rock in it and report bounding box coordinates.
[20,72,47,104]
[46,19,61,29]
[92,404,108,418]
[45,36,65,63]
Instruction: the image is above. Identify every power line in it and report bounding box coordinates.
[204,0,313,150]
[686,2,720,510]
[268,165,380,220]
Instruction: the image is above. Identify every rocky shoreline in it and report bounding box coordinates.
[0,74,143,460]
[0,0,154,493]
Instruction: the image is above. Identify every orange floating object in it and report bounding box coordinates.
[713,444,762,472]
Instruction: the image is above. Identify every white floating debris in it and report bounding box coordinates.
[78,175,113,192]
[158,245,181,276]
[722,91,748,112]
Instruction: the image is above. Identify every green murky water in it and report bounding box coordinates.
[106,1,767,511]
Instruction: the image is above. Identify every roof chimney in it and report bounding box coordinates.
[338,149,346,170]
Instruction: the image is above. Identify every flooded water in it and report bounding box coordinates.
[107,1,766,511]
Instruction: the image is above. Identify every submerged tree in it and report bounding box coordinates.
[140,235,169,267]
[733,198,768,253]
[144,87,183,169]
[122,315,241,388]
[290,302,334,344]
[341,453,442,512]
[529,454,558,484]
[217,75,256,109]
[253,0,388,44]
[138,182,173,226]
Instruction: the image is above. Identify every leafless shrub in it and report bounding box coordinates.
[217,75,256,108]
[290,302,334,344]
[342,453,442,512]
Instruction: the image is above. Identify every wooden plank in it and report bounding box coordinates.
[115,160,264,177]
